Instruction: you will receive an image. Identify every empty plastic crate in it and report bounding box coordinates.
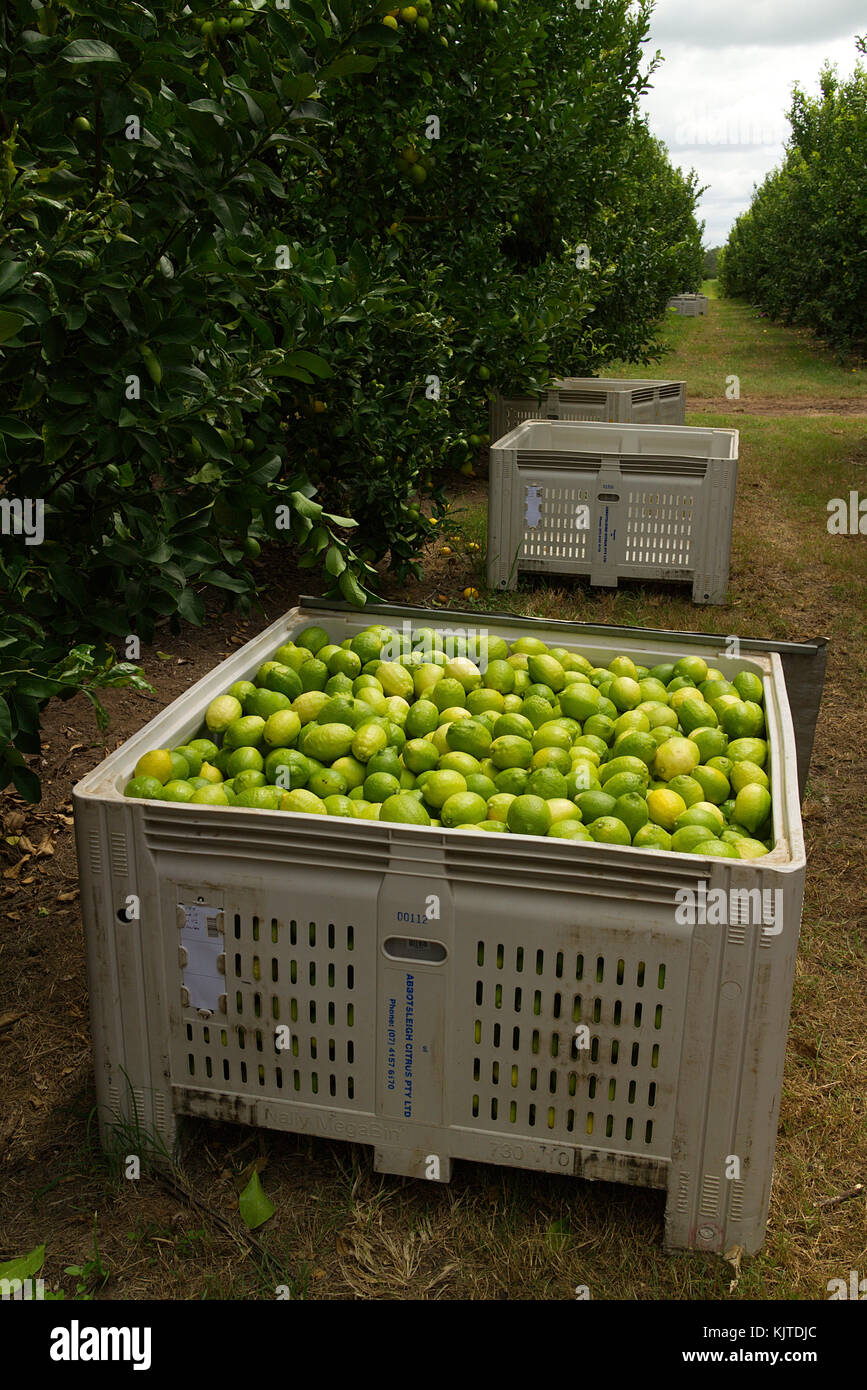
[486,419,738,603]
[668,294,708,317]
[490,378,686,440]
[74,601,806,1255]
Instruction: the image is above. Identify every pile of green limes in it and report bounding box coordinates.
[123,623,773,858]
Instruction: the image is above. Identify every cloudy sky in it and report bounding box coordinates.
[640,0,865,247]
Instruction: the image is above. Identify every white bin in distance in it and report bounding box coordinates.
[668,294,708,317]
[490,378,687,441]
[486,419,738,603]
[74,601,805,1256]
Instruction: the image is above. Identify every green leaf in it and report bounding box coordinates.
[61,39,122,64]
[177,589,205,626]
[281,73,317,103]
[11,766,41,803]
[0,416,40,440]
[289,491,322,520]
[0,262,26,297]
[0,697,11,743]
[338,569,367,607]
[319,55,378,80]
[0,311,26,344]
[186,421,234,464]
[238,1171,274,1231]
[186,461,222,485]
[324,544,346,577]
[349,24,402,48]
[0,1246,46,1283]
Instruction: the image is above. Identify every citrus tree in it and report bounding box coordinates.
[0,0,703,795]
[719,51,867,355]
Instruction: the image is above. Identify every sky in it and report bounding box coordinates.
[639,0,865,248]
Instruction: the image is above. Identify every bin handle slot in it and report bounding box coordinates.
[383,936,447,964]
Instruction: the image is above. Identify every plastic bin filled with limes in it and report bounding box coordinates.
[123,625,773,857]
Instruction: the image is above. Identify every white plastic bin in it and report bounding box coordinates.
[73,601,805,1255]
[490,378,686,440]
[486,419,738,602]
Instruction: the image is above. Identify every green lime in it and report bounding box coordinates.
[526,767,568,799]
[494,767,530,796]
[665,774,704,807]
[205,695,242,734]
[730,760,770,793]
[507,795,552,836]
[548,820,592,841]
[247,688,293,721]
[430,678,466,712]
[439,750,480,778]
[403,739,440,774]
[188,738,219,762]
[366,747,402,779]
[226,746,265,778]
[673,655,708,684]
[688,726,729,762]
[321,794,355,817]
[309,767,349,798]
[733,784,772,834]
[653,737,700,781]
[171,745,203,777]
[613,792,649,838]
[236,786,282,810]
[671,825,717,853]
[727,738,767,767]
[228,680,257,708]
[350,631,383,664]
[521,695,557,729]
[567,765,600,798]
[304,722,356,762]
[379,793,432,825]
[608,676,642,712]
[599,755,650,787]
[264,749,309,789]
[467,688,504,716]
[265,664,303,700]
[691,765,730,804]
[527,654,566,692]
[352,721,389,762]
[632,823,672,851]
[224,715,266,750]
[124,774,164,799]
[613,710,651,739]
[646,788,687,831]
[404,699,439,738]
[688,838,739,859]
[465,773,497,801]
[531,746,572,775]
[575,790,616,822]
[531,722,572,753]
[601,771,646,800]
[422,769,467,808]
[732,837,770,859]
[559,684,601,721]
[326,670,355,696]
[298,659,328,692]
[490,735,534,770]
[611,730,657,765]
[190,785,230,805]
[582,714,615,745]
[733,670,764,704]
[280,787,327,815]
[294,625,330,654]
[720,700,764,739]
[447,718,492,759]
[232,770,267,792]
[493,712,535,741]
[441,792,488,827]
[587,816,631,845]
[674,806,722,836]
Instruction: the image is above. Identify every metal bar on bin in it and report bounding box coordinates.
[300,596,827,801]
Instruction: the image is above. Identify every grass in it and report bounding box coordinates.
[607,281,867,400]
